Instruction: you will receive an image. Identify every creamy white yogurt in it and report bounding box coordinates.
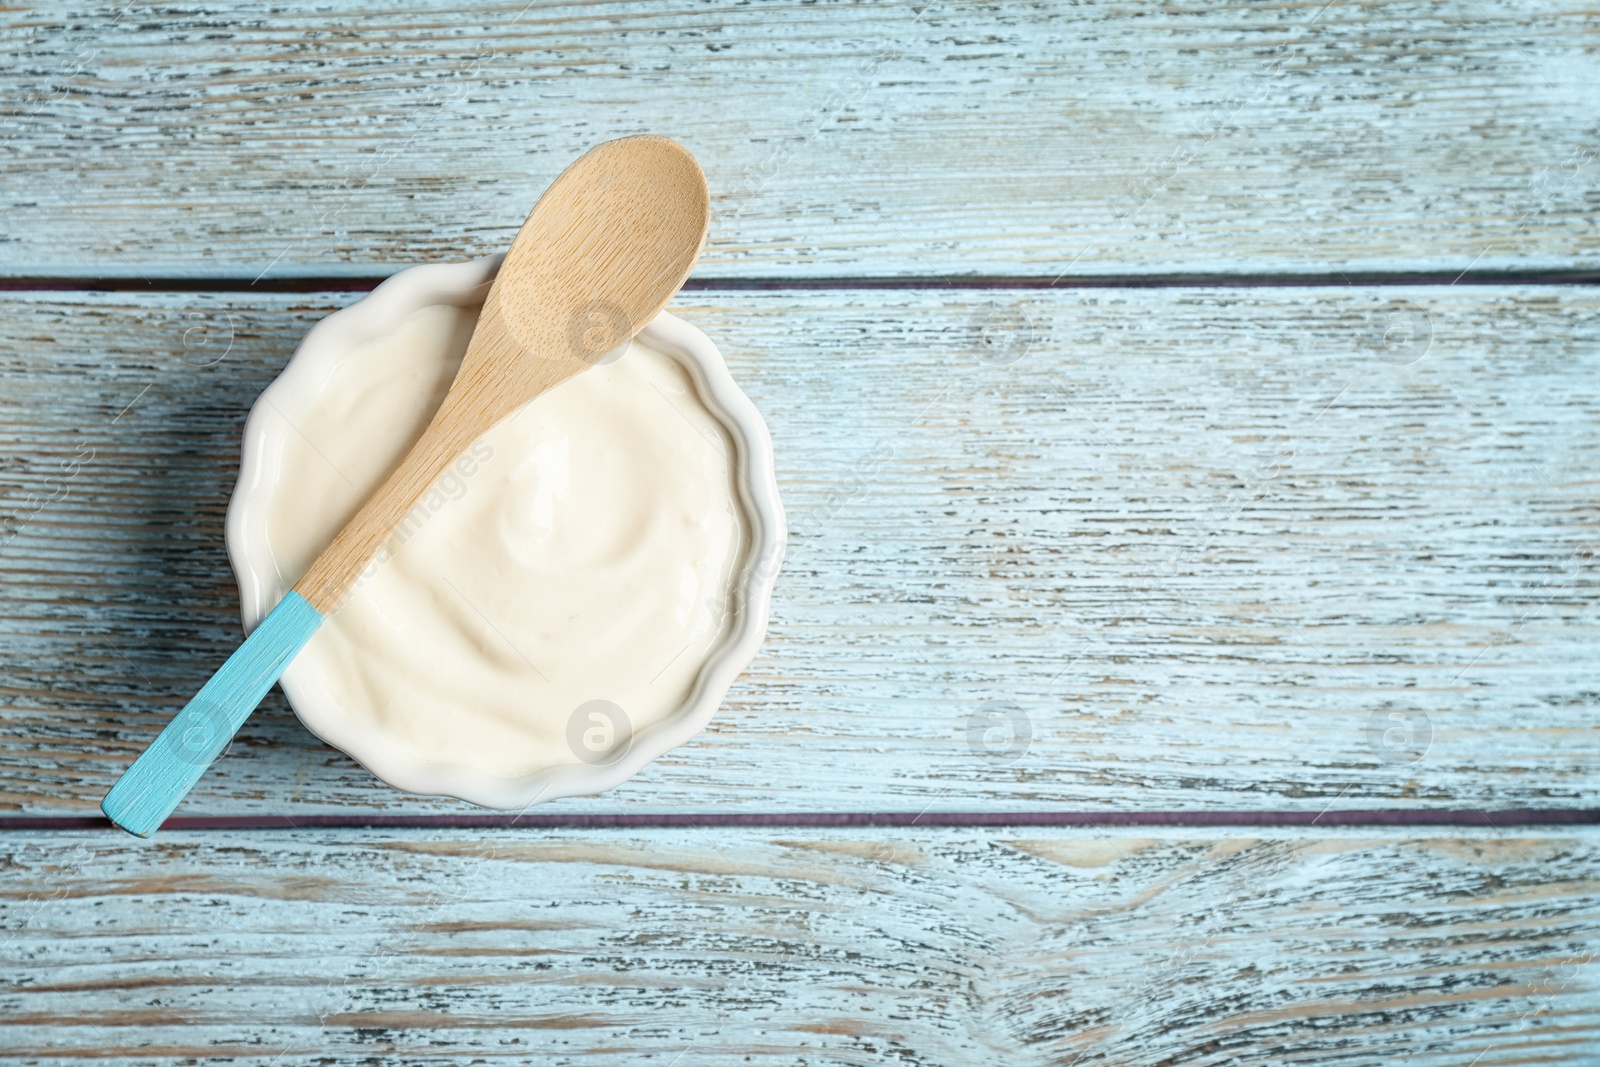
[259,301,748,778]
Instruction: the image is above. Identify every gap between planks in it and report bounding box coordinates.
[3,809,1598,833]
[1,270,1599,294]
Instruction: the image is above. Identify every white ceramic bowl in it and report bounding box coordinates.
[225,255,784,809]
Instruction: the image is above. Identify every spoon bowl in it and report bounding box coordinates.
[295,135,710,611]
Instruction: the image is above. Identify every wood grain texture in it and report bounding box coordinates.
[2,827,1597,1065]
[1,1,1597,280]
[1,286,1596,816]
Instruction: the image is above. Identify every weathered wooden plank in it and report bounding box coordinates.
[2,827,1596,1064]
[1,286,1596,815]
[1,1,1596,279]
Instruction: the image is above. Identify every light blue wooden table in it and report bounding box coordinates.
[2,2,1597,1063]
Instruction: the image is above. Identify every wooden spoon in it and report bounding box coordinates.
[103,135,711,837]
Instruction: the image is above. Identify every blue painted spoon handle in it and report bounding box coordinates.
[101,592,325,837]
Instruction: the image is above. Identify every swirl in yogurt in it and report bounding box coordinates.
[260,302,748,777]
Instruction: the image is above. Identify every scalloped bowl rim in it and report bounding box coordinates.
[224,255,785,810]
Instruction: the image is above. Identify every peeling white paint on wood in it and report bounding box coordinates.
[1,287,1595,815]
[4,5,1596,1062]
[2,827,1596,1065]
[0,1,1595,278]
